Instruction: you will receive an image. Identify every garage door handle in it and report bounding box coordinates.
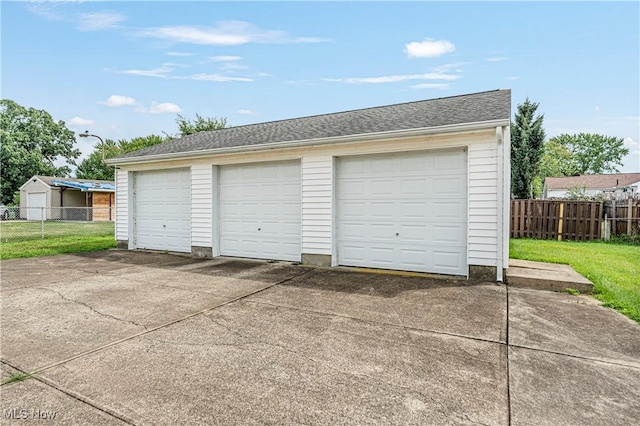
[258,228,261,231]
[396,233,399,236]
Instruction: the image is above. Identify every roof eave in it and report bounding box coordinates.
[19,175,52,191]
[106,119,510,166]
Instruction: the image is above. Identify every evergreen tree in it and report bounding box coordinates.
[511,98,545,198]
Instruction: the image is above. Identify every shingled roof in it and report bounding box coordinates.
[116,89,510,160]
[545,173,640,190]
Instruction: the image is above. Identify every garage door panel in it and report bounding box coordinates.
[283,182,300,196]
[434,225,465,243]
[401,178,428,196]
[401,155,428,171]
[338,150,467,275]
[220,160,301,262]
[370,223,394,240]
[433,250,465,271]
[371,179,396,196]
[433,201,465,220]
[371,201,395,218]
[401,201,428,219]
[282,201,301,216]
[434,151,465,168]
[434,176,465,195]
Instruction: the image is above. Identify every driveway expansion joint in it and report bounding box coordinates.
[247,299,505,346]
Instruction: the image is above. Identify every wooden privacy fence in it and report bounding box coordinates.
[511,200,603,241]
[603,198,640,236]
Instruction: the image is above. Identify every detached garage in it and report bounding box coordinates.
[107,90,511,281]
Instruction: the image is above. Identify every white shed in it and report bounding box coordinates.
[106,90,511,281]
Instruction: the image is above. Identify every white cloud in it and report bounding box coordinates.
[219,63,249,71]
[135,21,325,46]
[117,66,173,78]
[77,12,126,31]
[486,56,508,62]
[177,73,253,82]
[166,52,195,57]
[207,55,242,62]
[100,95,137,107]
[256,72,272,77]
[432,62,468,73]
[67,116,94,127]
[405,39,455,58]
[325,72,459,84]
[237,109,253,115]
[135,101,182,114]
[410,83,451,90]
[507,76,519,80]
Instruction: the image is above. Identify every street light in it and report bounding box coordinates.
[78,131,105,164]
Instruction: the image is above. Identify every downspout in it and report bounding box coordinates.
[495,126,504,282]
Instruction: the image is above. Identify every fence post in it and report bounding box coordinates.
[41,207,45,239]
[557,202,564,241]
[602,214,610,241]
[628,198,633,235]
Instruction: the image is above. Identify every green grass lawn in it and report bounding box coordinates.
[510,239,640,322]
[0,221,116,259]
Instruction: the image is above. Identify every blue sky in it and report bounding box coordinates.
[2,1,639,173]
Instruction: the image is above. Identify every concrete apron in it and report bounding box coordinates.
[1,251,639,425]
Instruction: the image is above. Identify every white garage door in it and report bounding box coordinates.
[337,149,467,275]
[219,160,301,261]
[134,168,191,253]
[27,192,47,221]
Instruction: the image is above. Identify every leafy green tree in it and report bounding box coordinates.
[74,113,227,181]
[119,134,168,153]
[564,185,591,200]
[75,139,120,181]
[511,98,546,199]
[0,99,80,205]
[75,134,168,180]
[532,139,578,197]
[547,133,629,175]
[175,113,227,137]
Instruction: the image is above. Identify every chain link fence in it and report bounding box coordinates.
[0,207,115,243]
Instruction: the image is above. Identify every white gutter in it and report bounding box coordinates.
[495,126,505,282]
[106,119,510,166]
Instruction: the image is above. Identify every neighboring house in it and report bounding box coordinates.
[106,90,511,281]
[543,173,640,199]
[19,176,115,221]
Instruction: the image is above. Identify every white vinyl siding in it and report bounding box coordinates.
[301,156,333,255]
[115,168,128,241]
[191,165,213,248]
[468,143,499,266]
[134,168,191,253]
[337,149,467,275]
[219,160,301,261]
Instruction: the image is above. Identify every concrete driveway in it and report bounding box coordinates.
[1,251,638,425]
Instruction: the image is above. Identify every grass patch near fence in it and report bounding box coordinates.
[0,221,116,260]
[510,239,640,322]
